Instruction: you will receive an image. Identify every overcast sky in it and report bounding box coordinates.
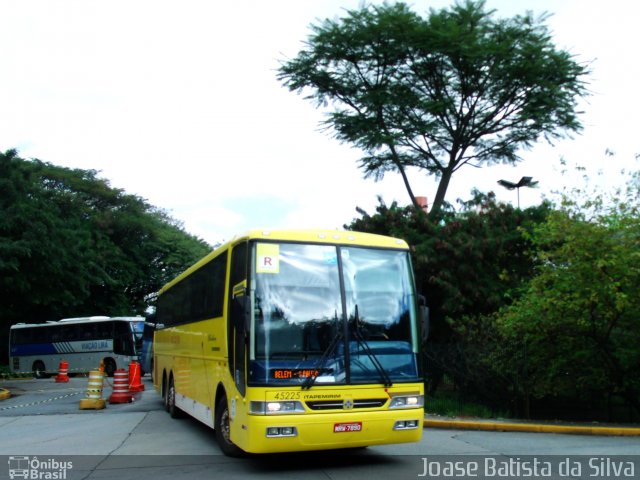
[1,0,638,245]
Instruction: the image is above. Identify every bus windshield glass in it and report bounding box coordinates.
[131,319,145,355]
[249,242,419,386]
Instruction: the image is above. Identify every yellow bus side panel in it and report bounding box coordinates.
[154,317,228,411]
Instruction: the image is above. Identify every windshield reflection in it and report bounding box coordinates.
[248,242,419,386]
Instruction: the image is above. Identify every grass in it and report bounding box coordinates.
[0,365,31,380]
[426,391,508,419]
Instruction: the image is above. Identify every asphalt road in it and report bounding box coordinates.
[1,377,638,480]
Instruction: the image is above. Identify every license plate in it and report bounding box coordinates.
[333,422,362,433]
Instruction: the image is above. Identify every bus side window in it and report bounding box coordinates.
[32,328,47,344]
[96,322,111,339]
[51,326,63,343]
[113,321,134,356]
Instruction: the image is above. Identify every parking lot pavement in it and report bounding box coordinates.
[3,376,640,437]
[0,376,159,417]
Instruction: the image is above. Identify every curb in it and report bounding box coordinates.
[424,418,640,436]
[0,388,10,401]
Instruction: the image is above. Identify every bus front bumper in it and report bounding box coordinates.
[238,409,424,454]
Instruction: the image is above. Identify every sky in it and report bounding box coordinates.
[1,0,639,245]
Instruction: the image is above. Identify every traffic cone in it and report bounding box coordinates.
[98,359,105,374]
[79,370,106,410]
[54,360,70,383]
[128,361,145,392]
[108,369,133,404]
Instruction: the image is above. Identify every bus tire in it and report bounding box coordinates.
[215,395,244,457]
[32,360,47,379]
[162,371,169,411]
[167,375,184,419]
[103,358,116,377]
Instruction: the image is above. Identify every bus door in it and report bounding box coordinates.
[229,241,249,397]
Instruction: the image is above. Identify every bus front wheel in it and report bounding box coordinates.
[214,396,244,457]
[103,358,116,377]
[162,372,169,411]
[167,375,184,419]
[32,361,47,379]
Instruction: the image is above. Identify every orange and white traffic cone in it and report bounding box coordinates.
[54,360,70,383]
[128,361,145,392]
[108,369,133,404]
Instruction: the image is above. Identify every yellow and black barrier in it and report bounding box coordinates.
[79,369,106,410]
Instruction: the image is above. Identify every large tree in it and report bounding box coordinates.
[0,150,211,362]
[279,0,589,218]
[347,191,550,402]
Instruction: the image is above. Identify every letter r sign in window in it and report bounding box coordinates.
[257,243,280,274]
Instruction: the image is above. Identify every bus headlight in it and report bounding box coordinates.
[249,401,305,415]
[266,426,298,437]
[393,419,421,430]
[389,394,424,409]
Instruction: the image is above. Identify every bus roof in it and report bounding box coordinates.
[58,316,110,322]
[233,229,409,249]
[10,316,144,329]
[158,229,409,295]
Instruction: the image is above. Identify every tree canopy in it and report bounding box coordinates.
[347,164,640,420]
[0,149,211,361]
[279,0,589,218]
[494,170,640,418]
[347,192,550,397]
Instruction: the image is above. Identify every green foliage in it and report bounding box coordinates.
[348,191,551,403]
[427,389,508,419]
[0,150,211,361]
[0,364,30,379]
[349,191,549,322]
[348,160,640,421]
[280,0,589,218]
[495,172,640,416]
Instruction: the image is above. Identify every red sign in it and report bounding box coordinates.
[333,422,362,433]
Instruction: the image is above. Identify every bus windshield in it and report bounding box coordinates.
[249,242,420,386]
[131,319,145,355]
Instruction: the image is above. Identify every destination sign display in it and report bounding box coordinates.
[271,368,333,379]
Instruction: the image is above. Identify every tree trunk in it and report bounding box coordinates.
[394,161,424,215]
[428,167,454,220]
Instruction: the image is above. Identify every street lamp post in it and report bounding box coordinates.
[497,176,539,209]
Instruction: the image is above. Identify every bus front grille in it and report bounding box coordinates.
[305,399,387,410]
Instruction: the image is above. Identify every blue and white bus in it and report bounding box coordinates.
[9,316,144,378]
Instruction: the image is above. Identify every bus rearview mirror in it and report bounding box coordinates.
[232,295,251,333]
[420,305,429,343]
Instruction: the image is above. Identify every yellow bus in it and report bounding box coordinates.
[154,229,426,455]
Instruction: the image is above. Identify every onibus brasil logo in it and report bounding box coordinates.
[8,456,72,479]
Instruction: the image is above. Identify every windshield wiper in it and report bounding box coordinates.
[352,305,393,388]
[301,315,342,390]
